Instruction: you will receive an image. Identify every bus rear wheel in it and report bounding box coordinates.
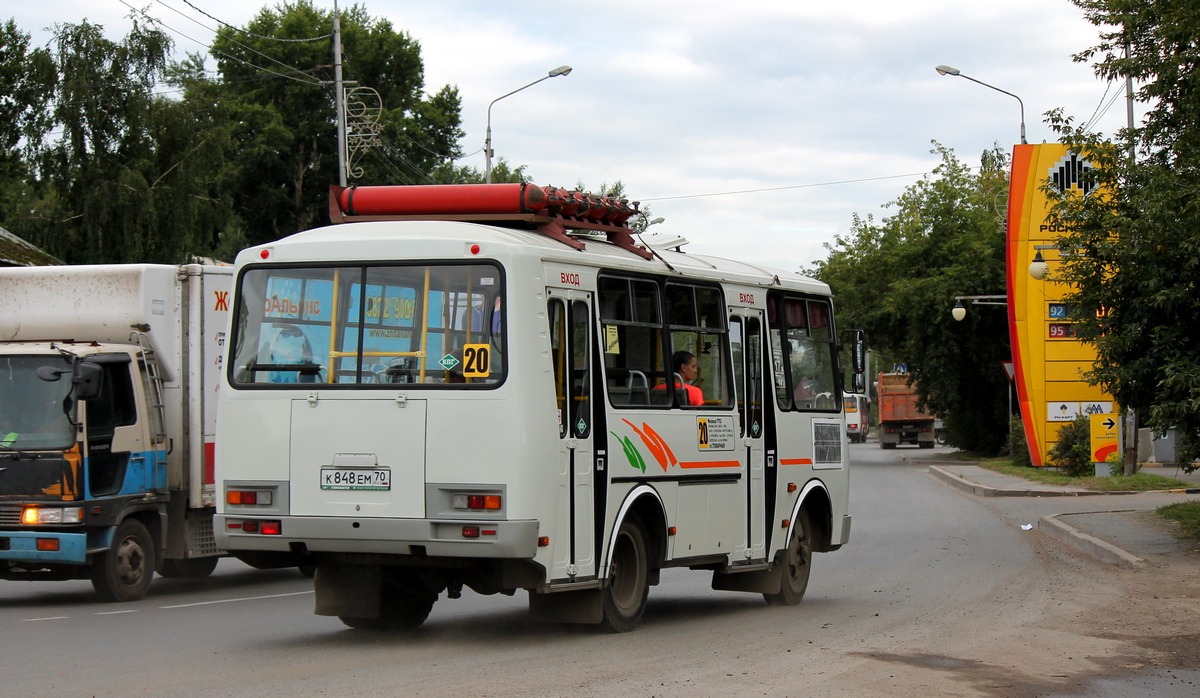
[601,516,650,632]
[764,510,812,606]
[159,556,219,578]
[340,570,436,630]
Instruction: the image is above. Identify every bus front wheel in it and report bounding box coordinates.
[601,516,650,632]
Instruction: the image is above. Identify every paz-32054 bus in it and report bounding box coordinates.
[215,183,864,632]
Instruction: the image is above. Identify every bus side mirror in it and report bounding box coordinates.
[849,330,867,374]
[852,372,867,394]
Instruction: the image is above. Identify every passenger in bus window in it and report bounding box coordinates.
[654,350,703,406]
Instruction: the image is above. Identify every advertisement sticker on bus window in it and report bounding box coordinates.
[462,343,491,378]
[604,325,620,354]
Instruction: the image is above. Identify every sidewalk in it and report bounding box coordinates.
[923,460,1200,569]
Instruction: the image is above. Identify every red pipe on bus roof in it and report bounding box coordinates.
[337,183,548,217]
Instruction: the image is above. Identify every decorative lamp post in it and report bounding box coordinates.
[485,65,573,183]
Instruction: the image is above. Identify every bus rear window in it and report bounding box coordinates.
[229,263,505,388]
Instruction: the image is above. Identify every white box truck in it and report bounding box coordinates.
[0,264,234,600]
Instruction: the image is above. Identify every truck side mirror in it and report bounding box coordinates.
[72,362,104,401]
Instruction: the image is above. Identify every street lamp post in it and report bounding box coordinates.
[935,64,1027,145]
[485,65,573,183]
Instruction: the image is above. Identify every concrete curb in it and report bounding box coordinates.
[1038,512,1146,569]
[926,466,1148,568]
[927,465,1101,498]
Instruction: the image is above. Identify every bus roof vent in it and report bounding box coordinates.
[329,183,653,260]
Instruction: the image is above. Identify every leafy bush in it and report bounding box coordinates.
[1049,415,1094,476]
[1008,416,1032,467]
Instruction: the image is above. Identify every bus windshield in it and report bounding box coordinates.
[229,263,505,387]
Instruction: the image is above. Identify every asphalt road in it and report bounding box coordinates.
[1,442,1195,697]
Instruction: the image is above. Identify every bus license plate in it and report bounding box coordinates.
[320,468,391,491]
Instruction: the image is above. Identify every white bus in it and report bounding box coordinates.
[215,183,864,632]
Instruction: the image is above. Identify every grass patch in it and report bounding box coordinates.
[1157,502,1200,541]
[976,459,1193,492]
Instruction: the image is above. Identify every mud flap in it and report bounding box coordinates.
[528,588,604,624]
[314,564,381,618]
[711,565,783,594]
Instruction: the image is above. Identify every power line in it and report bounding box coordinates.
[178,0,331,42]
[640,171,930,202]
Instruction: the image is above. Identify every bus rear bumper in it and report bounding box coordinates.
[215,515,540,559]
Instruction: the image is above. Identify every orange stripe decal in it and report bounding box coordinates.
[678,460,741,469]
[779,458,813,466]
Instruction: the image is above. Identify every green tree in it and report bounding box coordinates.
[14,19,212,264]
[1047,1,1200,472]
[0,20,55,229]
[207,0,466,244]
[809,143,1012,454]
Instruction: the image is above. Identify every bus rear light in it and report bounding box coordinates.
[667,526,677,536]
[538,537,550,547]
[462,526,480,539]
[260,521,282,536]
[36,538,60,552]
[781,519,790,529]
[481,529,497,536]
[227,489,272,506]
[452,493,502,511]
[242,520,259,533]
[787,482,798,493]
[227,521,243,530]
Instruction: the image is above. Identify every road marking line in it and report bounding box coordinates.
[96,610,139,615]
[25,616,69,622]
[160,590,313,609]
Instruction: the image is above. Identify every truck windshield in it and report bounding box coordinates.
[0,356,75,450]
[230,263,506,388]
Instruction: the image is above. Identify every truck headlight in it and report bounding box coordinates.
[21,506,85,524]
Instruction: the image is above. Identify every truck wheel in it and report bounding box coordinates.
[340,570,436,630]
[765,510,812,606]
[159,556,219,578]
[601,515,650,632]
[91,518,156,601]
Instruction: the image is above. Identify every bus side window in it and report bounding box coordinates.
[599,276,667,409]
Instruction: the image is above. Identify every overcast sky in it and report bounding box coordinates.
[11,1,1132,269]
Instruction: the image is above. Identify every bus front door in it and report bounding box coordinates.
[547,291,596,582]
[732,311,768,562]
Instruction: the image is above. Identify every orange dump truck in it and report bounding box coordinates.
[877,373,935,449]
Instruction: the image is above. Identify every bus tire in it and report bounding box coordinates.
[91,518,156,602]
[159,556,219,578]
[601,516,650,632]
[764,510,812,606]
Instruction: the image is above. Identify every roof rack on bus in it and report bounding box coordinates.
[329,184,654,260]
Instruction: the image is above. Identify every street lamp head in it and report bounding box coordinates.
[1029,249,1050,281]
[549,65,573,78]
[951,299,967,322]
[935,64,960,76]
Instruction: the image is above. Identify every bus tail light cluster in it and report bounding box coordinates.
[452,493,501,511]
[226,519,282,535]
[226,489,273,506]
